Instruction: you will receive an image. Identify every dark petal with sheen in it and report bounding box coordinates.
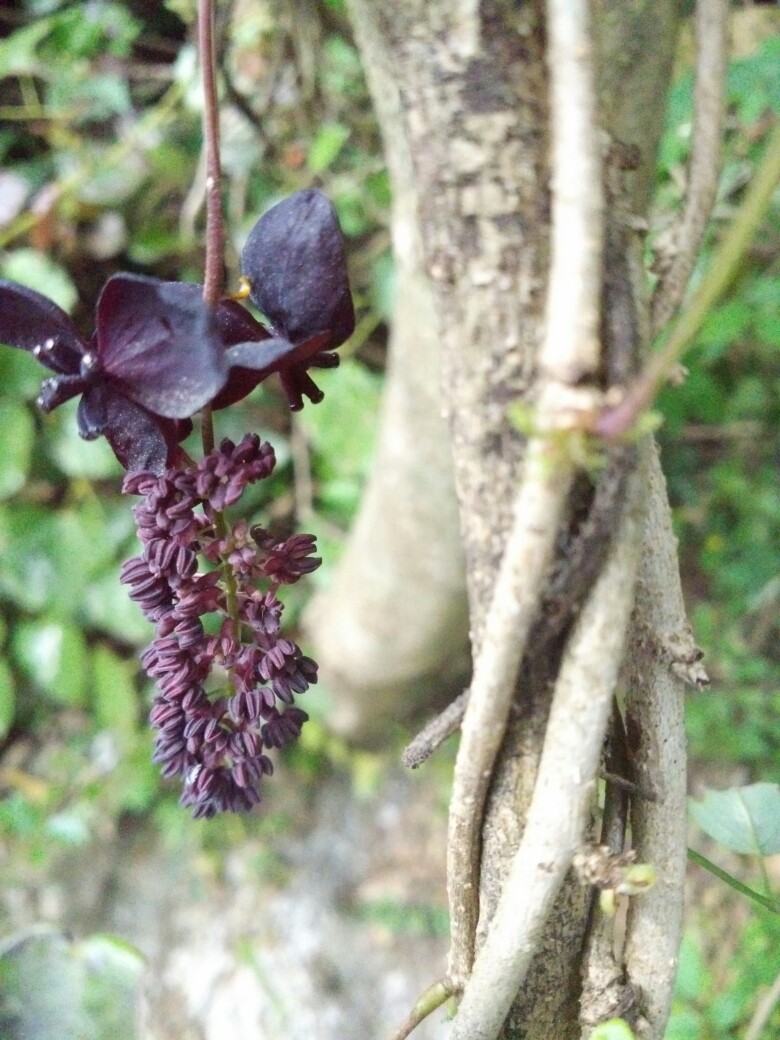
[207,367,265,411]
[214,297,271,347]
[76,385,108,440]
[240,189,355,347]
[223,336,310,374]
[95,274,228,419]
[211,332,327,410]
[144,294,272,412]
[80,384,178,474]
[0,279,86,373]
[37,373,88,412]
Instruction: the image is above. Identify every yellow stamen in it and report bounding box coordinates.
[229,276,252,301]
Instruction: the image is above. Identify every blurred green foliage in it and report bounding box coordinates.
[0,3,777,1036]
[0,928,145,1040]
[654,22,780,781]
[652,15,780,1039]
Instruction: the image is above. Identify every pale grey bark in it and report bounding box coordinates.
[302,7,469,744]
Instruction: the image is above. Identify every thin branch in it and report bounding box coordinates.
[450,465,645,1040]
[651,0,728,335]
[445,0,604,986]
[542,7,603,383]
[387,977,455,1040]
[597,120,780,440]
[446,444,575,985]
[197,0,225,457]
[403,689,469,769]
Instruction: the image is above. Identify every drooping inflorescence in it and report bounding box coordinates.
[120,434,321,817]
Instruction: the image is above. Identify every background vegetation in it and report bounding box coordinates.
[0,2,777,1037]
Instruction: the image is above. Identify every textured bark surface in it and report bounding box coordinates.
[623,445,694,1039]
[343,2,685,1038]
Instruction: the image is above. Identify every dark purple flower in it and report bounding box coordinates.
[250,527,322,585]
[220,188,355,411]
[0,190,354,473]
[0,273,229,472]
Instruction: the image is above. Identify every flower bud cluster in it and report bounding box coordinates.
[120,433,320,818]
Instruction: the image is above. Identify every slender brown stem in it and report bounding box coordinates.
[198,0,225,308]
[196,0,238,640]
[198,0,223,461]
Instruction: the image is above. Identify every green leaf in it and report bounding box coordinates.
[675,932,710,1003]
[11,619,88,706]
[50,72,131,124]
[0,506,65,614]
[307,123,350,173]
[0,659,15,740]
[665,1008,703,1040]
[0,499,119,617]
[297,359,381,484]
[0,402,34,500]
[689,783,780,856]
[0,347,43,401]
[46,809,91,846]
[0,249,78,312]
[83,570,153,646]
[0,18,54,77]
[0,928,144,1040]
[91,645,139,735]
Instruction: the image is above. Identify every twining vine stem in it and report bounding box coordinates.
[445,0,604,991]
[450,469,644,1040]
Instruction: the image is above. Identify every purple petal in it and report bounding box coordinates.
[240,189,355,348]
[95,274,228,419]
[79,384,179,473]
[38,373,88,412]
[214,298,271,347]
[224,336,306,373]
[212,331,332,411]
[0,279,85,373]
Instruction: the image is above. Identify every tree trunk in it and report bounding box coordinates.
[302,3,470,745]
[343,1,687,1037]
